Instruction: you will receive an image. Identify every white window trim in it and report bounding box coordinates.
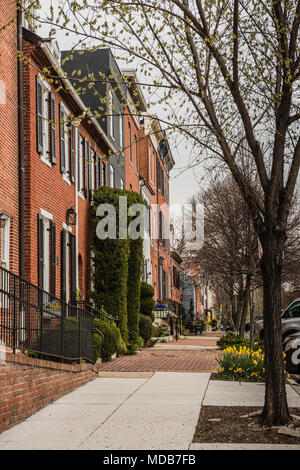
[40,208,53,221]
[38,75,51,166]
[60,102,70,184]
[1,215,11,270]
[108,90,115,140]
[110,164,115,188]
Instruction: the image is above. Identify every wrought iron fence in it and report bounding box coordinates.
[77,300,119,326]
[0,265,94,363]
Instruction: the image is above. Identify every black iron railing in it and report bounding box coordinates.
[0,265,94,363]
[77,300,119,326]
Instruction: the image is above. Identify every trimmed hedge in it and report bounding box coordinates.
[92,187,145,349]
[140,282,155,321]
[139,314,154,344]
[94,318,121,362]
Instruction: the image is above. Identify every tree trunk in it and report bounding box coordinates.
[239,274,251,338]
[235,280,245,332]
[259,231,290,426]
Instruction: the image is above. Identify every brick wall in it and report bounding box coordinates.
[0,352,99,433]
[22,39,108,300]
[0,2,19,273]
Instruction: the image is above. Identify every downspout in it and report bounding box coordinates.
[17,1,25,278]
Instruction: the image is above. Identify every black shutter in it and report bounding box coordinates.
[70,123,75,182]
[49,92,56,164]
[37,214,44,290]
[88,144,92,201]
[99,158,103,187]
[36,78,43,154]
[70,234,76,304]
[61,230,66,301]
[59,104,65,173]
[50,221,56,297]
[94,153,99,189]
[77,131,81,192]
[83,139,88,198]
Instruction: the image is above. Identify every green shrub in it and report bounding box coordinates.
[94,331,103,362]
[94,318,121,362]
[139,313,154,343]
[136,336,144,350]
[153,325,167,337]
[92,187,145,346]
[117,336,128,356]
[217,333,264,352]
[140,282,155,321]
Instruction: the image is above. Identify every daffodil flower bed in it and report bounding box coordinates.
[214,345,284,382]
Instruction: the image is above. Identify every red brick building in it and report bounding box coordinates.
[22,29,113,302]
[0,2,19,275]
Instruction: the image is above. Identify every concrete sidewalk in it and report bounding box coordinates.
[0,373,299,450]
[0,372,210,450]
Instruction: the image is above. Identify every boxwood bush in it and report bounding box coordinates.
[94,318,121,362]
[139,313,154,344]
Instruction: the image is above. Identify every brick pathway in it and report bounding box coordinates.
[97,334,222,373]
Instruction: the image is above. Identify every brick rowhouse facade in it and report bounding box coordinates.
[0,2,19,274]
[22,29,112,302]
[140,116,175,306]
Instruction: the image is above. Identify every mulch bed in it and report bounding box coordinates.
[193,406,300,445]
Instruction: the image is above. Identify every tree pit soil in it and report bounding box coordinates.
[193,406,300,445]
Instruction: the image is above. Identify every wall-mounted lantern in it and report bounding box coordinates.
[66,207,77,226]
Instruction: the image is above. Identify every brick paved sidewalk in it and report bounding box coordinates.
[97,348,220,373]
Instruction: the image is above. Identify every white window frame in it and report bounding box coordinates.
[120,177,124,190]
[42,217,50,295]
[119,115,123,152]
[77,131,84,199]
[60,102,70,184]
[1,215,10,270]
[38,75,51,166]
[108,89,114,140]
[110,164,115,188]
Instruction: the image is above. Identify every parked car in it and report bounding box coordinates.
[254,298,300,342]
[283,331,300,374]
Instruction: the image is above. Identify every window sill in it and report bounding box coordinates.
[40,155,52,168]
[63,174,71,186]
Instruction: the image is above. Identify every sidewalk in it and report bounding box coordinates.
[0,371,299,450]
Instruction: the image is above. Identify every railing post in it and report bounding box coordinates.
[39,289,44,355]
[78,306,81,362]
[12,278,16,354]
[61,301,64,361]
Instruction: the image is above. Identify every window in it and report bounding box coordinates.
[110,164,115,188]
[36,76,52,164]
[120,115,123,152]
[134,135,138,172]
[286,301,300,318]
[149,144,152,181]
[77,131,83,193]
[59,103,70,181]
[152,151,155,185]
[108,90,114,139]
[128,121,132,164]
[120,177,124,190]
[37,213,56,298]
[1,215,10,270]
